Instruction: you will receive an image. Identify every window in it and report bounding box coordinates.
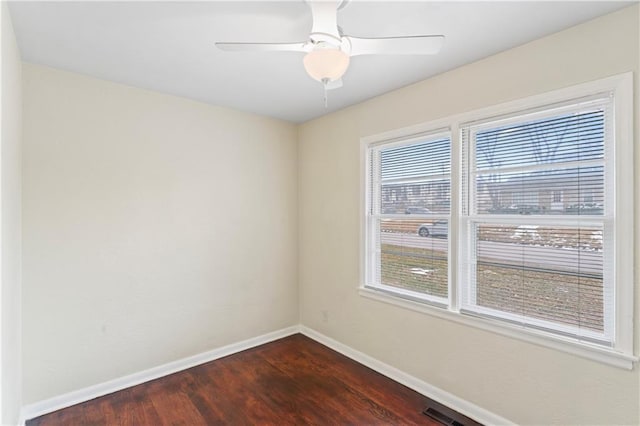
[362,73,634,367]
[365,132,451,305]
[460,98,611,345]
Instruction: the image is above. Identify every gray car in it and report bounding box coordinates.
[418,220,448,238]
[405,207,432,214]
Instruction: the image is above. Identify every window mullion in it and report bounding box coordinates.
[449,123,460,310]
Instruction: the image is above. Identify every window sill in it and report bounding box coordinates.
[359,287,638,370]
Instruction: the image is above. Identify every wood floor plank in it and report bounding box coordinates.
[81,398,107,426]
[126,385,165,425]
[181,371,229,425]
[194,358,292,425]
[255,335,437,425]
[255,348,404,424]
[217,349,326,425]
[267,334,437,424]
[146,372,208,426]
[26,334,480,425]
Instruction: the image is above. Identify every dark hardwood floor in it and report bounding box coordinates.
[28,334,478,425]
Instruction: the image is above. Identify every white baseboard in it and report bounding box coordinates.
[20,324,511,426]
[299,325,514,426]
[19,325,301,424]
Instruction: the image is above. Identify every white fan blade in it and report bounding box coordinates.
[309,0,340,39]
[346,35,444,56]
[325,78,343,90]
[215,42,309,53]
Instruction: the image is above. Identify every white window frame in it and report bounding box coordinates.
[460,96,614,346]
[360,73,636,369]
[364,129,453,307]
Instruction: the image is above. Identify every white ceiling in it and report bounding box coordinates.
[8,1,635,123]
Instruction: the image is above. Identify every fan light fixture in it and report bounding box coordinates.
[303,48,350,83]
[217,0,445,106]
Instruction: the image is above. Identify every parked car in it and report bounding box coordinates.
[565,202,604,214]
[405,207,431,215]
[488,204,541,215]
[417,220,448,238]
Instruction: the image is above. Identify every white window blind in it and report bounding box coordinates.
[366,133,451,305]
[460,96,613,344]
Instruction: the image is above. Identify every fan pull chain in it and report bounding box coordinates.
[322,78,329,108]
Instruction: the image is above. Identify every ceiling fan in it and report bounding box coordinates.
[216,0,444,98]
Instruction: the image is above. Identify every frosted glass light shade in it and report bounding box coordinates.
[303,49,350,82]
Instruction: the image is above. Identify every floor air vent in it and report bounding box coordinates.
[423,407,463,425]
[422,403,483,426]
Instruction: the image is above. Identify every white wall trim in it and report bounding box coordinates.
[21,324,514,425]
[19,325,301,424]
[299,325,515,426]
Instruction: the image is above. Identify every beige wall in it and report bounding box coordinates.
[16,3,640,424]
[298,5,639,425]
[1,2,23,424]
[21,64,298,404]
